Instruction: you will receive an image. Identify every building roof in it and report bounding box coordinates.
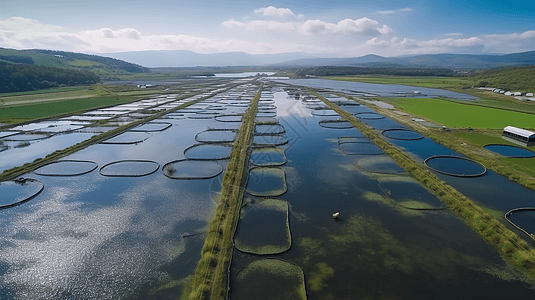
[504,126,535,138]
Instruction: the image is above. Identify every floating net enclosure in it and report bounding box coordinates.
[379,177,447,210]
[312,109,339,117]
[505,208,535,240]
[184,144,233,160]
[100,132,151,144]
[256,112,277,118]
[258,105,277,110]
[484,144,535,158]
[382,129,424,140]
[338,142,384,155]
[3,133,50,141]
[0,131,20,139]
[255,117,279,125]
[162,159,222,179]
[355,112,385,120]
[0,178,44,209]
[99,160,160,177]
[129,122,172,132]
[34,160,98,176]
[424,155,487,177]
[232,258,306,300]
[195,129,237,143]
[215,115,243,122]
[235,198,291,254]
[246,167,287,197]
[255,124,286,135]
[250,148,287,166]
[318,120,354,129]
[253,135,289,147]
[357,156,406,174]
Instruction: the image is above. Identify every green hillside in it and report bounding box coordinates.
[0,47,150,79]
[472,66,535,91]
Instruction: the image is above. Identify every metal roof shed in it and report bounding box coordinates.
[502,126,535,146]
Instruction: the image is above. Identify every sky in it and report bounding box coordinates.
[0,0,534,57]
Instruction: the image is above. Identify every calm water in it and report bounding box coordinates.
[0,85,259,300]
[229,89,535,300]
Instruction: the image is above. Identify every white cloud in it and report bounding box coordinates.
[253,6,303,20]
[223,7,392,37]
[377,7,412,15]
[0,16,533,58]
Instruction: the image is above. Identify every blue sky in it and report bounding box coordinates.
[0,0,533,57]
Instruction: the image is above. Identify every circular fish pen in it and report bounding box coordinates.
[256,112,277,118]
[246,167,287,197]
[234,198,291,254]
[184,144,233,160]
[195,129,237,143]
[312,109,339,117]
[252,135,289,147]
[505,208,535,240]
[355,112,386,120]
[483,144,535,158]
[319,120,354,129]
[231,258,306,300]
[255,117,279,125]
[424,155,487,177]
[255,124,286,135]
[100,132,151,144]
[129,122,172,132]
[99,160,160,177]
[162,159,222,179]
[0,178,44,209]
[34,160,98,176]
[382,129,424,140]
[215,115,243,122]
[338,141,384,155]
[3,133,50,141]
[250,148,287,166]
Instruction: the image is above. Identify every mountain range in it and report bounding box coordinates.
[103,50,535,69]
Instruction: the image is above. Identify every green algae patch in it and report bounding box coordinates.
[234,198,291,254]
[308,262,334,292]
[149,275,191,300]
[232,259,307,300]
[245,167,287,197]
[379,177,447,210]
[357,156,406,175]
[250,148,287,166]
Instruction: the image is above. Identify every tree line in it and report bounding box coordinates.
[0,62,100,93]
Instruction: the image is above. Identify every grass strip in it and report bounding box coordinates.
[186,85,261,300]
[0,83,241,182]
[313,91,535,280]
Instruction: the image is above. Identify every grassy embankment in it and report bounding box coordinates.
[186,86,262,300]
[0,84,237,182]
[313,91,535,280]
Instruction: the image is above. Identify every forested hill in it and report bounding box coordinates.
[0,61,100,93]
[472,66,535,91]
[0,47,151,93]
[0,48,150,78]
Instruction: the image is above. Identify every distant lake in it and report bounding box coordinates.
[214,72,275,78]
[275,78,477,100]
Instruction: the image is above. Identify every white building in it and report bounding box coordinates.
[502,126,535,147]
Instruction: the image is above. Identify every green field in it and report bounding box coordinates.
[385,97,535,129]
[324,75,468,89]
[0,95,139,123]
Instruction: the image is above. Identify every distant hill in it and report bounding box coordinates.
[277,51,535,69]
[0,48,150,78]
[101,49,535,69]
[472,66,535,91]
[103,50,316,68]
